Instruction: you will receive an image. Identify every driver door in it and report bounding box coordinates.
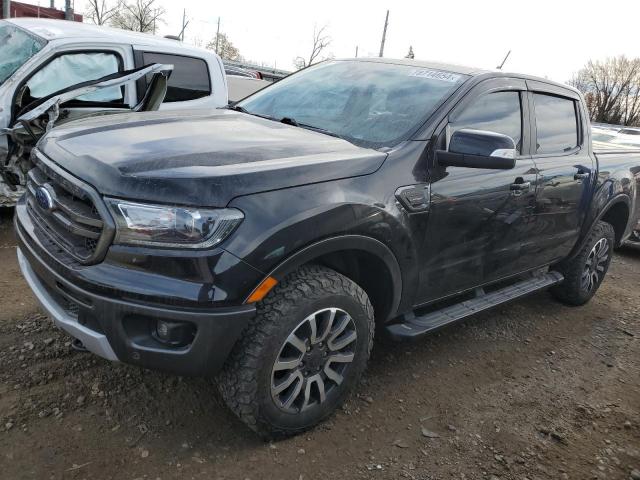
[13,50,133,124]
[416,79,539,305]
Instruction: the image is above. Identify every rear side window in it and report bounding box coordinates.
[449,91,522,153]
[533,93,578,154]
[142,52,210,102]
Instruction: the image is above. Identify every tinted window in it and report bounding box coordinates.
[142,52,210,102]
[26,52,122,102]
[450,91,522,153]
[240,61,468,148]
[533,93,578,154]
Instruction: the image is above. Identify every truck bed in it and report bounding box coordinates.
[593,147,640,242]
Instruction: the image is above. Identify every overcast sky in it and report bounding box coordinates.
[39,0,640,81]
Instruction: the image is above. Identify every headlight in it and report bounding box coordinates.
[106,199,243,248]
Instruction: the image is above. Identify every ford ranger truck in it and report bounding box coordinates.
[14,58,640,438]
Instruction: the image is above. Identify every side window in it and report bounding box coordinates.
[25,52,123,103]
[450,91,522,153]
[533,93,578,154]
[142,52,210,102]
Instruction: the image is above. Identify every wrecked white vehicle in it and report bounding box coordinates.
[0,62,173,206]
[0,18,230,206]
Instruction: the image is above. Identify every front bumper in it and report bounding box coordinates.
[17,245,256,376]
[18,248,119,361]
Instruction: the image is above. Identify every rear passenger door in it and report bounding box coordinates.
[526,81,593,265]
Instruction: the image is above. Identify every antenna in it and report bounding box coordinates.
[378,10,389,57]
[496,50,511,70]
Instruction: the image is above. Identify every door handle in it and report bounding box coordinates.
[510,181,531,191]
[574,172,589,180]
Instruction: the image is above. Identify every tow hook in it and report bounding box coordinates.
[71,338,89,353]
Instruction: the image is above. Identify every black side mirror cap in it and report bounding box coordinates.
[436,128,517,170]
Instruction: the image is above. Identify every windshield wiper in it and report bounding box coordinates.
[228,109,344,140]
[226,104,248,113]
[279,117,342,139]
[226,104,282,122]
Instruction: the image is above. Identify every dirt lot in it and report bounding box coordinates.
[0,208,638,480]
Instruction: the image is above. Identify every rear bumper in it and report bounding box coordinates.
[16,240,257,377]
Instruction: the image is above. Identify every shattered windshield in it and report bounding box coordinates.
[239,60,468,148]
[0,21,47,86]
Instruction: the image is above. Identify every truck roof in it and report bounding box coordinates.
[5,18,202,53]
[348,57,490,76]
[345,57,578,95]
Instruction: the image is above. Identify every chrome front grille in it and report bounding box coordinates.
[25,151,114,265]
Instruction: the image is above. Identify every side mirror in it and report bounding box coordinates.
[436,128,517,169]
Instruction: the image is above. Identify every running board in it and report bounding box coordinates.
[386,271,564,340]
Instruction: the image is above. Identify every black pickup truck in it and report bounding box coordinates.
[14,58,640,438]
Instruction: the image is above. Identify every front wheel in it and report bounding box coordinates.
[217,265,374,439]
[550,220,615,306]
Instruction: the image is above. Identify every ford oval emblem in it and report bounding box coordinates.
[35,186,54,211]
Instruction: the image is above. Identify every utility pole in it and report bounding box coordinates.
[178,9,190,41]
[2,0,10,18]
[378,9,389,57]
[355,46,359,58]
[64,0,72,20]
[215,17,221,54]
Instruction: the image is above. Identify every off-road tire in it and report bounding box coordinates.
[550,220,615,306]
[217,265,374,439]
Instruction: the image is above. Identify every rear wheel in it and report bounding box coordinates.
[217,265,374,439]
[550,220,615,306]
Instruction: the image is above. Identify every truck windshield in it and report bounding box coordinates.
[0,22,47,87]
[238,60,468,148]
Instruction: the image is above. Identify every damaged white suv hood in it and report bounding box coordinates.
[0,63,173,207]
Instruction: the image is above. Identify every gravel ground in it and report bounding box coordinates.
[0,208,639,480]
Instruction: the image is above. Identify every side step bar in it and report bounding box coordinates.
[386,271,564,340]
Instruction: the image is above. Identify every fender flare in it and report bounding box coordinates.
[247,235,403,320]
[571,194,631,257]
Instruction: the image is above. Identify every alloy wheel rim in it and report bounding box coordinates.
[270,308,357,413]
[582,237,609,292]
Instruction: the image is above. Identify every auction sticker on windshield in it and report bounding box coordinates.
[409,69,462,83]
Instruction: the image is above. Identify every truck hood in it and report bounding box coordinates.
[38,110,387,206]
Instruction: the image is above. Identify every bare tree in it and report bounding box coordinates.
[110,0,166,34]
[85,0,120,25]
[294,24,331,70]
[206,32,242,61]
[570,56,640,126]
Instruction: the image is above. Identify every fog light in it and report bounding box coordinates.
[155,320,195,347]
